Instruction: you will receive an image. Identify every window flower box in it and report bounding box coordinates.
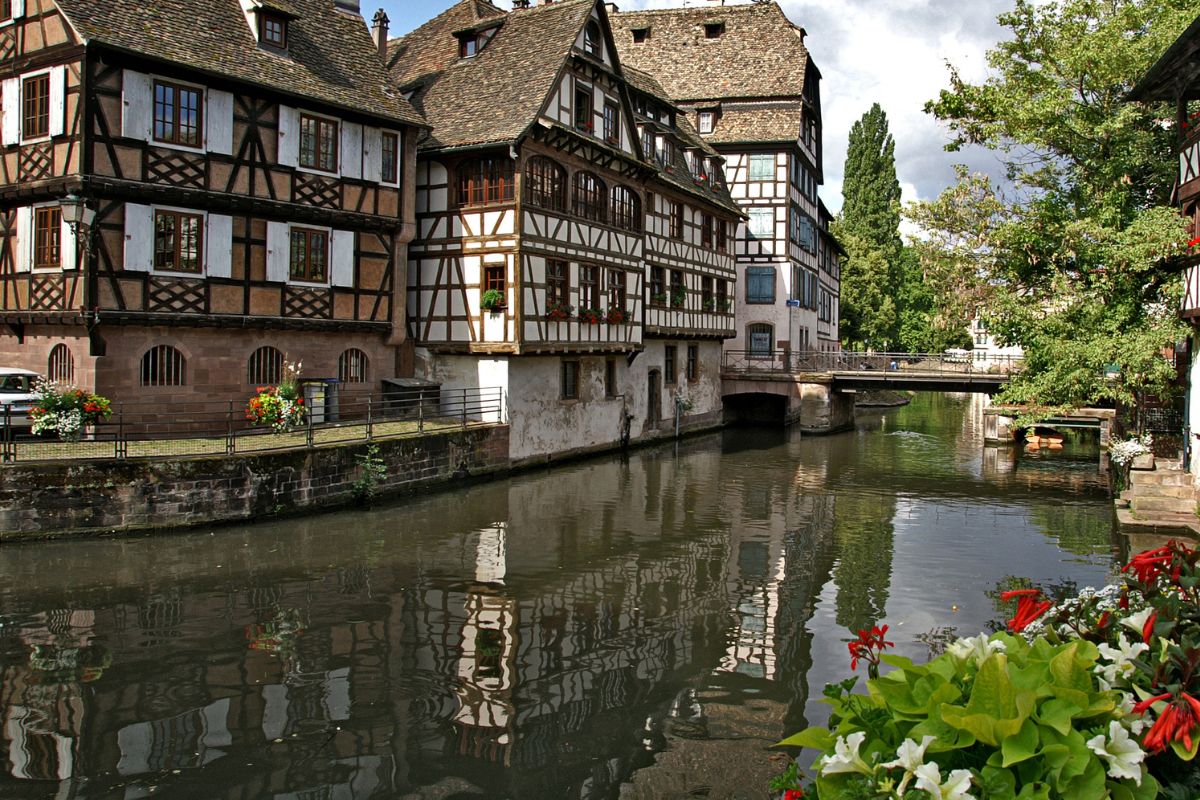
[481,288,505,313]
[669,289,686,308]
[579,307,604,324]
[605,307,628,325]
[546,301,574,321]
[651,291,668,306]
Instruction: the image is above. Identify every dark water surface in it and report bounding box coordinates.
[0,393,1120,799]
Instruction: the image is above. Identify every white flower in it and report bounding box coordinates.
[947,634,1006,665]
[882,735,935,795]
[1086,720,1146,785]
[1115,694,1147,735]
[913,763,975,800]
[1095,635,1148,687]
[818,731,874,777]
[1119,608,1154,637]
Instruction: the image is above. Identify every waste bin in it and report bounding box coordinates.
[301,379,340,424]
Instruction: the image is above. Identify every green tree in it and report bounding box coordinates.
[910,0,1194,411]
[838,103,904,349]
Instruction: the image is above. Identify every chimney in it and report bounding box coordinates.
[371,8,389,57]
[332,0,360,15]
[512,0,530,7]
[604,2,619,12]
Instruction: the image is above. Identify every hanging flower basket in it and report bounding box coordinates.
[29,380,112,442]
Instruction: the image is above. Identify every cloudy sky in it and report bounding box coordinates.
[380,0,1014,214]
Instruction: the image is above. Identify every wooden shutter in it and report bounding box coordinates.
[13,206,30,272]
[48,66,66,138]
[265,221,289,282]
[206,89,233,155]
[121,69,151,142]
[361,127,381,183]
[206,214,232,278]
[277,105,298,168]
[340,121,362,179]
[330,229,354,287]
[2,78,19,146]
[60,211,76,270]
[123,203,153,272]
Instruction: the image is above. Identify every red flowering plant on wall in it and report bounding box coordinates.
[605,307,629,325]
[28,379,111,442]
[578,307,604,325]
[246,360,306,433]
[546,300,574,322]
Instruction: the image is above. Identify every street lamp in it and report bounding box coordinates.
[60,193,96,270]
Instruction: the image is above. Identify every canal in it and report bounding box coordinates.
[0,393,1119,799]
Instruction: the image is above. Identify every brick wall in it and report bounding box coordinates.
[0,425,510,539]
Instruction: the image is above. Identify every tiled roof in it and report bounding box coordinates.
[611,3,808,102]
[701,102,801,145]
[654,111,742,216]
[55,0,423,128]
[387,0,592,150]
[1129,14,1200,101]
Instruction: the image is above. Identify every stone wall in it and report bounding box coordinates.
[0,425,509,540]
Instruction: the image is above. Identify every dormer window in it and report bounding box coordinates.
[698,111,715,134]
[704,22,725,39]
[260,11,288,49]
[583,20,601,57]
[632,27,649,43]
[457,24,500,58]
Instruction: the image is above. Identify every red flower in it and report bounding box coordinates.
[1123,545,1174,584]
[1002,588,1051,633]
[1142,610,1158,643]
[848,624,894,674]
[783,791,804,800]
[1189,236,1200,248]
[1097,611,1111,629]
[1141,694,1200,753]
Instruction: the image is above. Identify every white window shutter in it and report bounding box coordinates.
[206,89,233,155]
[277,105,298,168]
[11,0,24,19]
[13,206,30,272]
[60,211,76,270]
[121,69,151,142]
[330,230,354,287]
[123,203,153,272]
[2,78,19,146]
[48,65,66,137]
[362,127,381,183]
[206,214,232,278]
[340,122,362,179]
[265,221,289,282]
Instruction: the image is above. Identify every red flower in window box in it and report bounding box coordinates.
[605,307,628,325]
[579,307,604,324]
[546,301,574,321]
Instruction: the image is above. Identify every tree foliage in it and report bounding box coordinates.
[909,0,1195,410]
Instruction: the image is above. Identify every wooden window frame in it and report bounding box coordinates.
[686,344,698,383]
[649,265,665,305]
[641,126,654,161]
[22,73,50,140]
[572,172,607,223]
[153,79,204,148]
[561,359,580,400]
[717,278,729,313]
[603,100,620,145]
[610,185,640,232]
[289,226,329,284]
[299,113,338,173]
[260,12,288,49]
[669,201,683,239]
[547,259,569,307]
[701,276,713,309]
[524,156,566,211]
[381,131,400,185]
[483,263,506,309]
[701,213,714,248]
[607,268,626,313]
[574,84,593,134]
[717,218,728,252]
[583,20,602,57]
[0,1,12,24]
[698,111,715,134]
[579,264,600,310]
[32,205,61,270]
[457,156,515,207]
[153,209,204,274]
[670,269,684,308]
[748,153,774,181]
[664,345,677,385]
[746,266,776,304]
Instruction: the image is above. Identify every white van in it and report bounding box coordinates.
[0,368,41,429]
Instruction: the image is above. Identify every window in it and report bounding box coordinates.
[748,208,773,238]
[748,153,774,181]
[603,101,619,145]
[339,349,369,383]
[247,346,284,386]
[605,358,617,399]
[641,126,654,160]
[701,214,714,248]
[607,269,626,313]
[717,218,727,252]
[141,345,186,386]
[484,263,505,296]
[381,131,399,184]
[153,81,203,148]
[670,269,684,307]
[632,27,649,43]
[457,157,514,206]
[686,344,698,382]
[747,324,773,359]
[47,344,73,384]
[798,213,816,253]
[524,157,566,211]
[547,259,568,306]
[583,20,601,57]
[33,206,60,269]
[574,85,593,133]
[698,111,715,134]
[717,279,728,313]
[704,21,725,38]
[664,345,677,385]
[22,73,49,140]
[154,210,203,273]
[746,267,775,303]
[299,114,338,172]
[701,276,713,309]
[260,12,288,48]
[561,360,580,400]
[579,264,599,310]
[572,172,606,223]
[656,137,675,168]
[650,266,665,304]
[0,1,12,23]
[610,185,640,232]
[289,227,328,283]
[669,201,683,239]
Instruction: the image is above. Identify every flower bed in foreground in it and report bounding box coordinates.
[774,541,1200,799]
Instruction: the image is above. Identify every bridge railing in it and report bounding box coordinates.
[721,350,1024,376]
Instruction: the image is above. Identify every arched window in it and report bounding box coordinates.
[47,344,74,384]
[338,349,369,383]
[456,157,514,207]
[524,157,566,211]
[140,345,186,386]
[583,20,601,57]
[247,346,284,386]
[747,323,774,359]
[610,185,641,232]
[572,171,606,223]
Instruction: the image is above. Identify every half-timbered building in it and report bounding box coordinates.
[389,0,740,461]
[0,0,423,409]
[612,1,841,357]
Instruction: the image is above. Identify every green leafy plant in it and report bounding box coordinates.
[481,288,505,312]
[353,444,388,501]
[246,360,305,433]
[29,380,112,442]
[546,300,574,321]
[670,287,686,308]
